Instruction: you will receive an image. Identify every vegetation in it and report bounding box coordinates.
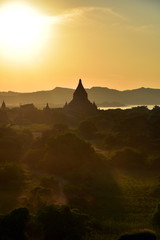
[1,106,160,239]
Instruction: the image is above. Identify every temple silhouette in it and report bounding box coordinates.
[64,79,97,113]
[1,101,7,111]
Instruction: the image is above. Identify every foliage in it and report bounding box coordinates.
[43,132,98,176]
[118,229,157,240]
[78,121,97,139]
[152,203,160,229]
[1,107,160,239]
[0,206,93,240]
[110,147,146,172]
[24,148,44,170]
[0,163,25,189]
[36,205,89,240]
[0,127,33,163]
[0,208,29,240]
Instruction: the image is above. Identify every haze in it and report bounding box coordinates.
[0,0,159,92]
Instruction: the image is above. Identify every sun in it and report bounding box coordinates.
[0,2,51,62]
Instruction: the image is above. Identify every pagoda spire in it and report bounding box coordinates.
[1,101,7,110]
[43,103,50,111]
[73,79,88,100]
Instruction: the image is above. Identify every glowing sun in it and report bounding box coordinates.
[0,2,50,61]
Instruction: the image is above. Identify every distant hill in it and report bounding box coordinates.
[1,86,160,108]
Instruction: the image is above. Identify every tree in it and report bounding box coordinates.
[0,208,29,240]
[78,121,97,139]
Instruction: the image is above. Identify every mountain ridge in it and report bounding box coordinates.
[1,86,160,107]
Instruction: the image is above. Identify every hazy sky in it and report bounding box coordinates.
[0,0,159,92]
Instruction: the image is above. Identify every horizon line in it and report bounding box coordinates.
[0,85,158,94]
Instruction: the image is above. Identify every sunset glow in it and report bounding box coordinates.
[0,3,51,61]
[0,0,159,91]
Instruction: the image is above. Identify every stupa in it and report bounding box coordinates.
[64,79,97,113]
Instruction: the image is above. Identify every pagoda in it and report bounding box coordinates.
[1,101,7,111]
[64,79,97,113]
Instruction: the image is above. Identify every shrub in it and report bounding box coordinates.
[78,121,97,139]
[111,147,146,172]
[43,132,97,176]
[118,229,157,240]
[0,163,25,189]
[24,149,44,170]
[36,205,89,240]
[0,127,32,163]
[0,208,29,240]
[153,203,160,228]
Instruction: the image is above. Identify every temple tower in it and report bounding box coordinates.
[64,79,97,113]
[1,101,7,111]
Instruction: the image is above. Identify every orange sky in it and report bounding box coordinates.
[0,0,160,92]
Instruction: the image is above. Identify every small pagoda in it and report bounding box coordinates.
[43,103,50,111]
[1,101,8,111]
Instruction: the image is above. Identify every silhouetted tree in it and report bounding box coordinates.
[118,229,157,240]
[36,205,89,240]
[111,147,146,172]
[78,120,97,139]
[0,208,29,240]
